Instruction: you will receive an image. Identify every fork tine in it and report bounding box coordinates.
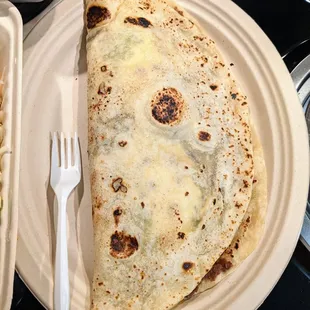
[60,132,65,168]
[67,134,72,167]
[51,132,59,168]
[74,132,81,170]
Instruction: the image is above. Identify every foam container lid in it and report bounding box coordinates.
[0,2,22,309]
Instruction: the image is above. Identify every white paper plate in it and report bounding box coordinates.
[17,0,309,309]
[0,2,22,310]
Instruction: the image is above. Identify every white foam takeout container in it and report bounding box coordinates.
[0,2,22,310]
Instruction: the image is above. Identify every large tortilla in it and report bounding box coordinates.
[85,1,264,309]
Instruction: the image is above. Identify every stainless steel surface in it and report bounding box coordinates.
[291,54,310,251]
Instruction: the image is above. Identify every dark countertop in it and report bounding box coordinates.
[11,0,310,309]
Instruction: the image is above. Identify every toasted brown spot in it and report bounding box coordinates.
[124,17,152,28]
[101,65,107,72]
[231,93,237,99]
[113,209,122,216]
[243,180,249,188]
[118,141,127,147]
[110,231,138,259]
[204,258,233,281]
[112,178,128,193]
[234,242,239,250]
[182,262,194,271]
[174,6,184,16]
[113,208,122,225]
[246,216,251,223]
[202,224,206,230]
[210,84,218,91]
[87,6,111,29]
[235,202,242,208]
[141,202,145,208]
[198,131,211,141]
[213,198,216,205]
[151,88,185,125]
[185,191,189,196]
[98,282,103,286]
[177,232,185,239]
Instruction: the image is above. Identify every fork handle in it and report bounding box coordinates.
[54,195,69,310]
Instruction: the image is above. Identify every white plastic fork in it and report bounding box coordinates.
[50,132,81,310]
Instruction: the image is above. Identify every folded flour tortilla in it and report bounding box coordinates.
[85,1,266,309]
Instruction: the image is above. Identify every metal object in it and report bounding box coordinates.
[290,52,310,252]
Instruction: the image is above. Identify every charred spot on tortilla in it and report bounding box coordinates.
[231,93,237,99]
[198,131,211,141]
[87,6,111,29]
[124,17,152,28]
[243,180,249,188]
[118,141,128,147]
[235,202,242,208]
[113,208,122,225]
[204,258,232,281]
[177,232,185,239]
[112,178,128,193]
[174,6,184,16]
[182,262,194,271]
[101,65,107,72]
[113,208,122,216]
[210,84,218,91]
[151,88,185,125]
[110,231,138,259]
